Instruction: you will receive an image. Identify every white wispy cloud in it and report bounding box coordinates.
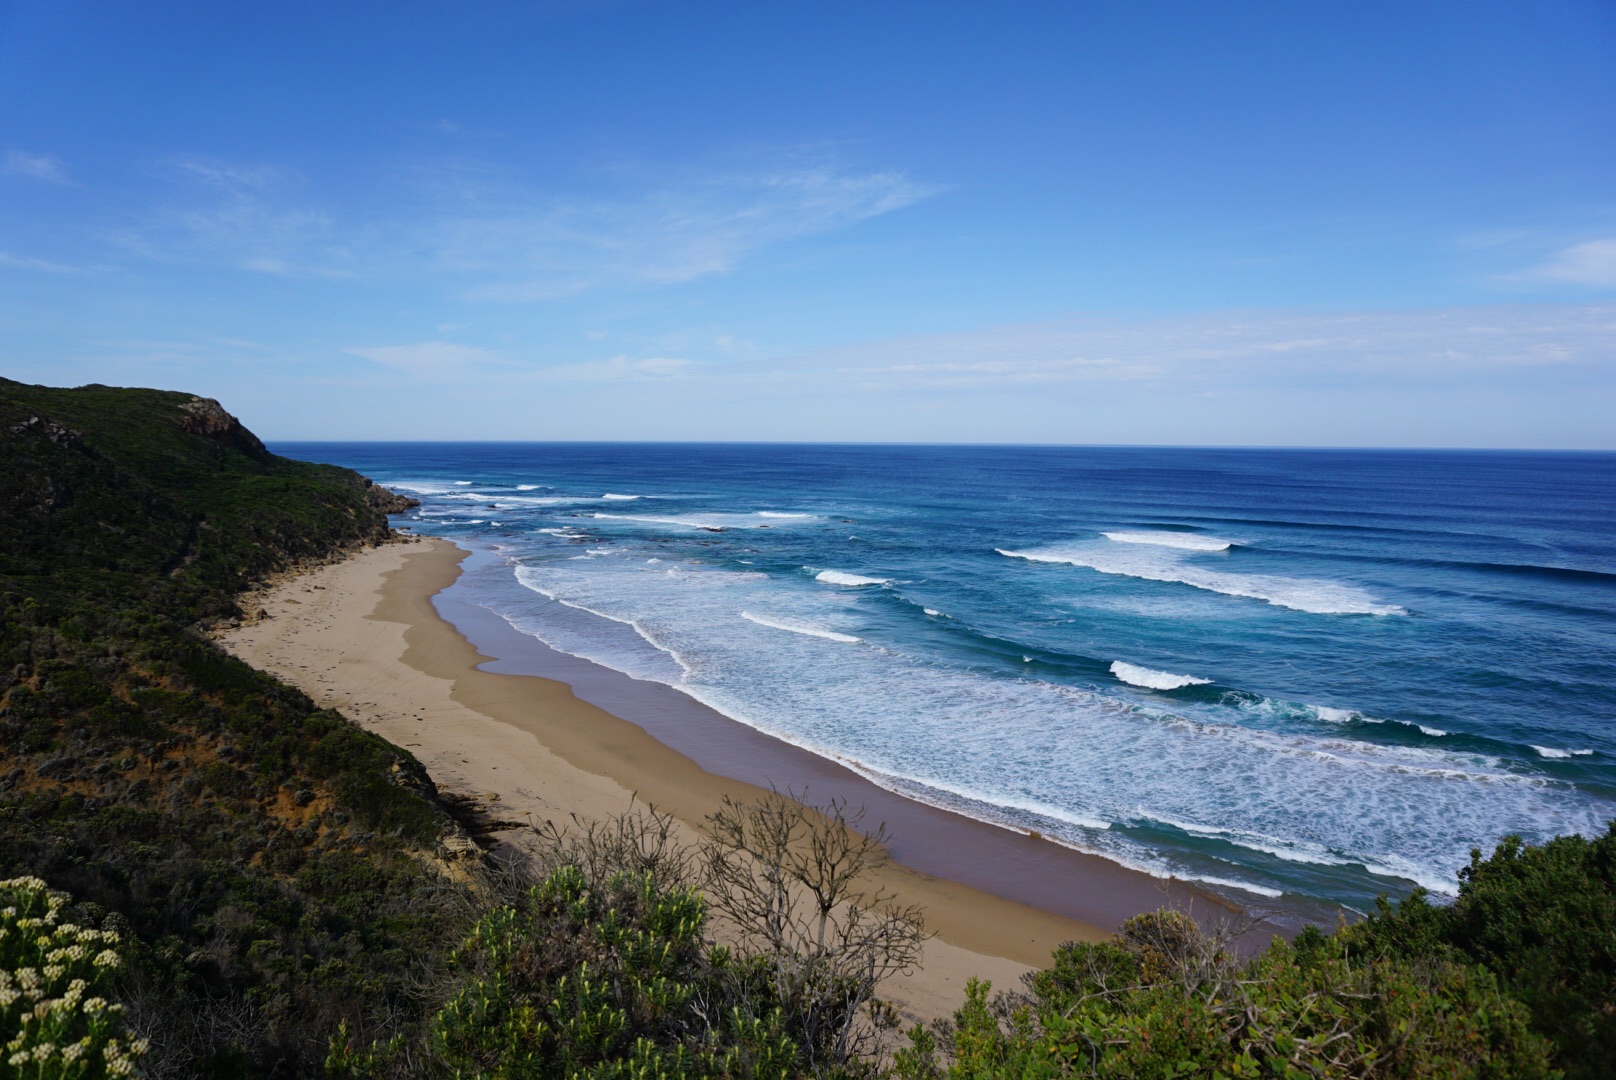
[1523,238,1616,288]
[113,155,352,276]
[1,151,69,183]
[0,251,79,273]
[735,304,1616,393]
[530,355,696,382]
[115,151,936,294]
[433,163,938,299]
[345,341,513,376]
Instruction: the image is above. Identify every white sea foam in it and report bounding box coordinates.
[759,511,814,519]
[1104,531,1234,552]
[997,545,1405,616]
[516,484,540,490]
[923,608,942,617]
[1532,746,1595,759]
[1312,706,1436,735]
[454,480,473,485]
[815,570,890,586]
[495,553,1604,907]
[1180,874,1286,899]
[741,612,860,643]
[603,493,639,500]
[1111,661,1212,690]
[1135,812,1457,894]
[592,512,792,531]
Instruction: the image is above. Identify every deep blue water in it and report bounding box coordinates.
[276,443,1616,910]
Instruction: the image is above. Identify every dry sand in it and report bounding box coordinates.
[222,538,1122,1022]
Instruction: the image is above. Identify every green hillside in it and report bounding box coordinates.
[0,378,464,1076]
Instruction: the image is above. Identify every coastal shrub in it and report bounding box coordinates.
[893,909,1556,1079]
[327,859,806,1079]
[330,801,928,1079]
[1341,824,1616,1078]
[700,792,926,1072]
[429,865,799,1078]
[0,876,146,1078]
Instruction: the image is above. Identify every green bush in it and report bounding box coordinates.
[894,908,1556,1079]
[1342,824,1616,1078]
[329,863,804,1080]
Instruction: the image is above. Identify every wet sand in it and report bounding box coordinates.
[223,537,1230,1021]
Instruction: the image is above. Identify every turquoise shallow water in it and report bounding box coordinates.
[277,443,1616,910]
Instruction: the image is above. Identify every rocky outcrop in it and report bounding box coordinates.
[363,478,420,514]
[6,414,82,448]
[177,396,270,460]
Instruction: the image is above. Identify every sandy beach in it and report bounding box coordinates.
[222,537,1205,1022]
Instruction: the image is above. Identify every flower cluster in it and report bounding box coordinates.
[0,877,147,1078]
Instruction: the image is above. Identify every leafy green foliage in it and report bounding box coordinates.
[1341,825,1616,1079]
[330,805,916,1079]
[419,865,800,1079]
[896,821,1616,1080]
[894,908,1556,1079]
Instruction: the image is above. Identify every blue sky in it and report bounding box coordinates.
[2,1,1613,446]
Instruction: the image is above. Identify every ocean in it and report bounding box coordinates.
[275,442,1616,912]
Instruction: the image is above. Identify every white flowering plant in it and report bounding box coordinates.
[0,876,146,1078]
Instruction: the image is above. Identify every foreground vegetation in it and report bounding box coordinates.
[2,378,1610,1077]
[895,823,1615,1078]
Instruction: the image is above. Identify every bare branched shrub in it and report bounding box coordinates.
[527,799,697,891]
[1118,907,1265,1002]
[700,789,929,1072]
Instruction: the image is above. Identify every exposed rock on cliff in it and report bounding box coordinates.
[364,477,421,514]
[177,395,270,460]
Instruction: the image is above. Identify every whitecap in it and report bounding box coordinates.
[997,545,1405,616]
[923,608,942,617]
[593,512,774,531]
[603,493,640,500]
[454,480,473,486]
[516,484,541,491]
[1179,874,1285,899]
[1416,725,1448,737]
[759,511,814,519]
[1532,746,1594,759]
[1111,661,1212,691]
[1103,531,1234,552]
[815,570,890,587]
[741,612,860,643]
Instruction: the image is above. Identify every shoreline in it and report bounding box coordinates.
[437,542,1234,932]
[223,537,1239,1020]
